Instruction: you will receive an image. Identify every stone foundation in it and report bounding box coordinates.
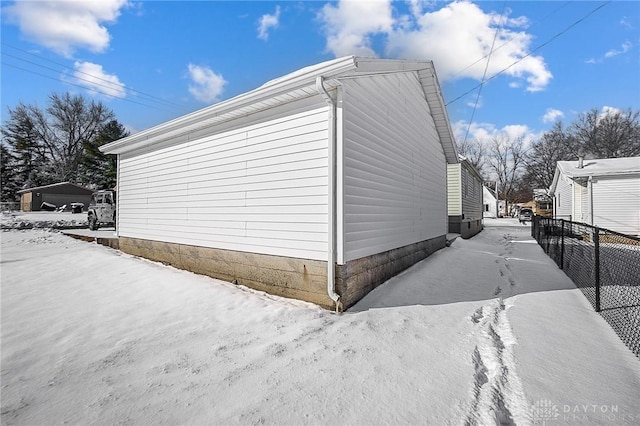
[119,235,446,310]
[336,236,446,309]
[448,215,483,239]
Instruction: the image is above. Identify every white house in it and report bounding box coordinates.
[447,156,483,238]
[101,56,459,310]
[482,185,499,218]
[549,157,640,236]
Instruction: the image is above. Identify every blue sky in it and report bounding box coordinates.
[1,0,639,146]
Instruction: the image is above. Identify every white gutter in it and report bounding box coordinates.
[316,76,342,313]
[101,57,360,155]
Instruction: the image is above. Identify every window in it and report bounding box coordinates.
[484,204,490,212]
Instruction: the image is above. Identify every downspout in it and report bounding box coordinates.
[316,76,342,313]
[588,176,594,225]
[116,153,121,237]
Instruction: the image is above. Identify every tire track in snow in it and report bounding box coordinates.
[465,232,530,425]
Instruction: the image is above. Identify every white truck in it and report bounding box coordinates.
[87,190,116,230]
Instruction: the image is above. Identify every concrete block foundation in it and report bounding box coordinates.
[119,235,446,310]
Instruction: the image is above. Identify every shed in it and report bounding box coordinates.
[447,155,483,238]
[17,182,93,212]
[101,56,459,310]
[549,157,640,236]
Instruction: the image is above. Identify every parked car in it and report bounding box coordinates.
[87,190,116,230]
[518,208,533,224]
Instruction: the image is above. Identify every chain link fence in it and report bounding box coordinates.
[532,217,640,358]
[1,202,20,212]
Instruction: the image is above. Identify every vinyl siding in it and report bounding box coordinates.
[554,175,573,220]
[118,103,330,261]
[447,164,462,215]
[592,175,640,235]
[461,164,483,220]
[341,72,447,262]
[576,180,588,223]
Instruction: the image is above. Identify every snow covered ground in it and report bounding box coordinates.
[1,219,639,425]
[1,211,88,230]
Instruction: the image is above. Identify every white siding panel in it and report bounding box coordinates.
[118,103,330,260]
[342,72,447,262]
[447,164,461,215]
[592,175,640,235]
[554,175,573,220]
[575,180,588,223]
[461,165,483,220]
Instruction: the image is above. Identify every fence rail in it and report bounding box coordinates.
[532,217,640,358]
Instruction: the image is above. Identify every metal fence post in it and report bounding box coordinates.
[594,227,601,312]
[560,219,564,270]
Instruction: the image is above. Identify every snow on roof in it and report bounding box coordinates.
[17,181,93,194]
[101,56,458,164]
[557,156,640,178]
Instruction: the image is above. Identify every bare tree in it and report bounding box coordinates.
[2,93,114,185]
[487,133,528,216]
[571,108,640,158]
[456,137,487,177]
[524,121,578,190]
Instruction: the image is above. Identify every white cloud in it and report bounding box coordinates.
[258,6,281,40]
[453,120,539,148]
[387,1,551,92]
[72,61,126,98]
[319,0,393,57]
[601,106,622,117]
[318,0,552,92]
[587,41,633,64]
[4,0,129,58]
[187,64,227,103]
[604,41,633,58]
[620,17,633,30]
[542,108,564,123]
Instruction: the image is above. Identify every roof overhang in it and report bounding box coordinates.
[101,56,459,163]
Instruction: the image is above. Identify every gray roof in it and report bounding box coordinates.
[17,181,93,194]
[550,156,640,194]
[557,157,640,177]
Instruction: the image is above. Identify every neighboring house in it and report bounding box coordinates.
[101,56,459,310]
[549,157,640,236]
[482,185,499,218]
[447,156,483,238]
[17,182,93,212]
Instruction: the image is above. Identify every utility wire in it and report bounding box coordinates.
[461,1,507,147]
[1,42,190,113]
[450,1,572,80]
[446,1,611,107]
[2,61,182,113]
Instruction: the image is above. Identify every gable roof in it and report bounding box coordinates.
[550,156,640,194]
[17,181,93,195]
[483,185,497,200]
[458,154,484,181]
[101,56,458,163]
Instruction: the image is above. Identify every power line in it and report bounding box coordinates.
[446,1,611,107]
[1,42,190,114]
[1,61,184,113]
[461,1,507,147]
[450,1,572,80]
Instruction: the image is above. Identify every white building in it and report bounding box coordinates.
[101,56,459,310]
[447,156,483,238]
[549,157,640,236]
[482,185,499,218]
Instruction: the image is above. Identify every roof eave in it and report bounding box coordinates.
[101,56,360,155]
